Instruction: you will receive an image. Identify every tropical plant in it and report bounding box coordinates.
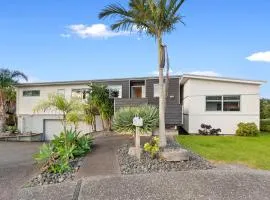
[34,129,93,174]
[113,105,159,134]
[0,68,28,130]
[83,98,99,132]
[144,136,160,158]
[99,0,186,147]
[88,83,114,130]
[33,94,82,132]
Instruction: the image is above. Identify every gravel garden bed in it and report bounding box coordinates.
[117,138,214,175]
[26,157,84,187]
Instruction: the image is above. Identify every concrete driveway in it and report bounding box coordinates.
[0,142,41,200]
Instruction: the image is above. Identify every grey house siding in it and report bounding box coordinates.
[114,77,182,125]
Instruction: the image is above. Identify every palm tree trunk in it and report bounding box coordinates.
[158,37,167,147]
[0,90,6,132]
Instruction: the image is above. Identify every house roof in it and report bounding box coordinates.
[15,75,181,87]
[180,74,266,85]
[15,74,266,88]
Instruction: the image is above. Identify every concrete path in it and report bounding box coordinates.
[76,135,132,178]
[0,142,41,200]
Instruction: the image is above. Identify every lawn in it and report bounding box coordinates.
[176,132,270,170]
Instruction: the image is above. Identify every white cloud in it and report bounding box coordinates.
[246,51,270,63]
[150,70,220,77]
[66,24,133,39]
[60,33,71,38]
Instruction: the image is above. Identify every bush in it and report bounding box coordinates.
[236,122,259,137]
[198,124,221,136]
[34,129,93,174]
[144,137,160,158]
[260,119,270,132]
[112,105,159,134]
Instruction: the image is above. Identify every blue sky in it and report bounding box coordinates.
[0,0,269,97]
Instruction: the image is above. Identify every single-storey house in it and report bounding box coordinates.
[15,74,265,140]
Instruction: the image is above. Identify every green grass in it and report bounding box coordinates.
[176,132,270,170]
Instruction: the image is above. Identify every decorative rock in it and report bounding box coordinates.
[128,147,142,157]
[160,149,189,162]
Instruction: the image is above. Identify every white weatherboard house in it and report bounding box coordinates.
[15,74,265,140]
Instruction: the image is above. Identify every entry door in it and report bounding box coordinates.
[132,87,142,98]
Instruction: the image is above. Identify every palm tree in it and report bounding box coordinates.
[0,68,28,130]
[33,94,82,133]
[99,0,185,147]
[88,83,114,131]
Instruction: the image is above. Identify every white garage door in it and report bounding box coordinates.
[44,120,63,141]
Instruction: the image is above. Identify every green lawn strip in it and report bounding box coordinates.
[176,134,270,170]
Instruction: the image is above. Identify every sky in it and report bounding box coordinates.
[0,0,269,97]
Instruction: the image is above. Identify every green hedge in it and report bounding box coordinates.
[260,119,270,132]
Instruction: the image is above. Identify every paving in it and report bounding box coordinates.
[0,141,41,200]
[76,135,132,178]
[14,135,270,200]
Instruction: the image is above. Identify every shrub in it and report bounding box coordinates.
[112,105,159,134]
[198,124,221,136]
[260,119,270,132]
[144,137,160,158]
[236,122,259,137]
[34,129,93,174]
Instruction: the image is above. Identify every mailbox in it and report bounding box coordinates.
[133,117,143,127]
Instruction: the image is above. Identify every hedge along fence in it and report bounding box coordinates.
[260,119,270,132]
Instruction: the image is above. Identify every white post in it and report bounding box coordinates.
[135,126,141,160]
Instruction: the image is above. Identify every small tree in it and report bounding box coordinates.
[83,99,99,132]
[0,68,28,130]
[89,83,114,131]
[34,94,82,133]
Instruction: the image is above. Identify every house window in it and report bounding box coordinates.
[153,84,159,97]
[206,96,222,111]
[223,95,240,111]
[23,90,40,97]
[71,89,90,100]
[57,89,65,97]
[108,85,122,98]
[206,95,241,111]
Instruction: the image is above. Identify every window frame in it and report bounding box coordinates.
[108,85,122,98]
[205,95,241,112]
[71,88,90,100]
[153,83,159,98]
[22,90,40,97]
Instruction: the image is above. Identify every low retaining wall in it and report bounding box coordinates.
[0,133,42,142]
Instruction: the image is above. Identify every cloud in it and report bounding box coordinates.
[66,24,133,39]
[60,33,71,38]
[150,70,220,77]
[246,51,270,63]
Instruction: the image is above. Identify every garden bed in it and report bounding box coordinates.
[117,138,213,175]
[26,157,84,187]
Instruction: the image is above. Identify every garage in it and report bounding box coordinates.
[44,119,63,141]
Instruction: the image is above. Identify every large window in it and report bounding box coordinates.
[23,90,40,97]
[206,95,240,111]
[71,89,90,100]
[206,96,222,111]
[223,95,241,111]
[108,85,122,98]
